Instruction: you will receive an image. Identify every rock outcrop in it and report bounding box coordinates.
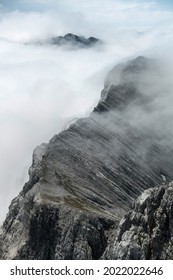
[1,56,173,259]
[31,33,101,49]
[50,33,101,48]
[104,182,173,260]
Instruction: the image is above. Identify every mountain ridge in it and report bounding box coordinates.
[32,33,102,48]
[1,56,173,259]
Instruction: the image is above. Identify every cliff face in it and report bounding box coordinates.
[104,182,173,260]
[1,56,173,259]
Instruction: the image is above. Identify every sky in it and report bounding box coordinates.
[3,0,172,12]
[1,0,173,10]
[0,0,173,223]
[156,0,173,8]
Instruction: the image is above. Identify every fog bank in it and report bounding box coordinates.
[0,0,173,223]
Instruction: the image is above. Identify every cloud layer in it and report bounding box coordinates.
[0,0,173,223]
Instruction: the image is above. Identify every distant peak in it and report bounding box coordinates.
[50,33,102,48]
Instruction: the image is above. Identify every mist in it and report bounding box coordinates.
[0,0,173,223]
[103,56,173,157]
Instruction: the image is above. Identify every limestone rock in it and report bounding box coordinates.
[105,183,173,260]
[1,56,173,259]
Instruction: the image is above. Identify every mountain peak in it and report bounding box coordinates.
[50,33,101,48]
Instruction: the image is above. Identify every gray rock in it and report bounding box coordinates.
[105,183,173,260]
[1,56,173,259]
[50,33,101,48]
[32,33,102,49]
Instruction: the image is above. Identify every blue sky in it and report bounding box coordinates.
[156,0,173,8]
[1,0,173,12]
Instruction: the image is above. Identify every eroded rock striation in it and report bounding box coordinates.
[104,182,173,260]
[1,56,173,259]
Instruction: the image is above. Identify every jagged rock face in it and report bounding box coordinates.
[0,193,114,259]
[50,33,101,48]
[104,183,173,260]
[1,56,173,259]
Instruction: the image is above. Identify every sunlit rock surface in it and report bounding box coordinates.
[1,56,173,259]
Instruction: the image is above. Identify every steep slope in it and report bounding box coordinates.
[0,56,173,259]
[104,182,173,260]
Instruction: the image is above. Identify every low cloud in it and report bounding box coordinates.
[0,0,173,223]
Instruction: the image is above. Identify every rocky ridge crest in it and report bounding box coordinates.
[0,56,173,259]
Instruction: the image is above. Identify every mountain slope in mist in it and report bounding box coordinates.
[50,33,101,48]
[1,56,173,260]
[33,33,101,49]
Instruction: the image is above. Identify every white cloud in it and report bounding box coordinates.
[0,0,173,42]
[0,0,173,223]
